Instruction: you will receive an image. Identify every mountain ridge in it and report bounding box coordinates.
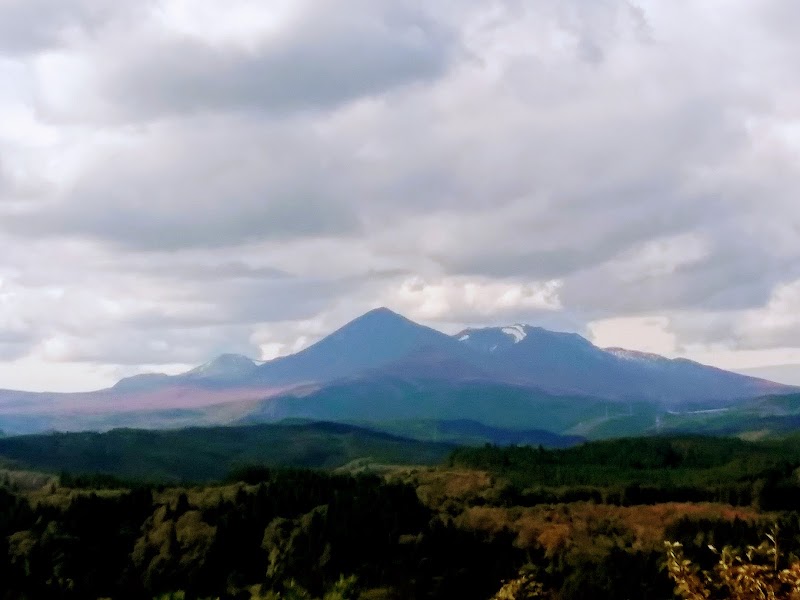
[0,307,795,436]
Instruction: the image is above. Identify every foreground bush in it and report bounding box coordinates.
[665,529,800,599]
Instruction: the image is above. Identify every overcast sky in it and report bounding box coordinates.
[1,0,800,391]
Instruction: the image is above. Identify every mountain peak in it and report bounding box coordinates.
[356,306,407,322]
[366,306,397,315]
[253,307,466,385]
[186,353,258,379]
[330,307,421,337]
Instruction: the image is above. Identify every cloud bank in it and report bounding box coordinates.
[1,0,799,390]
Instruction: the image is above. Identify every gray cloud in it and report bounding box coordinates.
[5,116,364,249]
[30,1,457,123]
[138,261,291,283]
[0,331,35,361]
[102,12,452,120]
[0,0,142,54]
[0,163,11,201]
[1,0,800,386]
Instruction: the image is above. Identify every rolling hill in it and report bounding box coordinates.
[0,421,454,483]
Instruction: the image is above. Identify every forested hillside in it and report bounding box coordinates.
[450,435,800,509]
[0,470,521,599]
[3,434,800,597]
[0,422,452,483]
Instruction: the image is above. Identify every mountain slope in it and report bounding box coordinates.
[454,325,789,405]
[237,376,622,433]
[113,353,261,391]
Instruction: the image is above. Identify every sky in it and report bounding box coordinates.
[1,0,800,391]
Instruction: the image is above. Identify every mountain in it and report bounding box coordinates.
[0,308,796,437]
[113,311,791,406]
[184,353,260,380]
[251,307,473,385]
[111,373,173,393]
[453,325,788,406]
[113,353,261,391]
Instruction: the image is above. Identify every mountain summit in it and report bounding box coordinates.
[252,307,468,385]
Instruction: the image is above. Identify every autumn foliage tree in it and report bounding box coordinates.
[665,528,800,599]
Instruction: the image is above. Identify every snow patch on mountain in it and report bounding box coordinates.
[605,347,666,362]
[501,325,527,343]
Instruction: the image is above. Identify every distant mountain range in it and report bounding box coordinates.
[0,308,794,438]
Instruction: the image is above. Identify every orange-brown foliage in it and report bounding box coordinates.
[457,502,761,555]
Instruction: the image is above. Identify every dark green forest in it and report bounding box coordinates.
[449,435,800,509]
[4,429,800,598]
[0,469,522,599]
[0,422,453,483]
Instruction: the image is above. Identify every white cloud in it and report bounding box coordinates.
[589,316,677,355]
[387,276,562,324]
